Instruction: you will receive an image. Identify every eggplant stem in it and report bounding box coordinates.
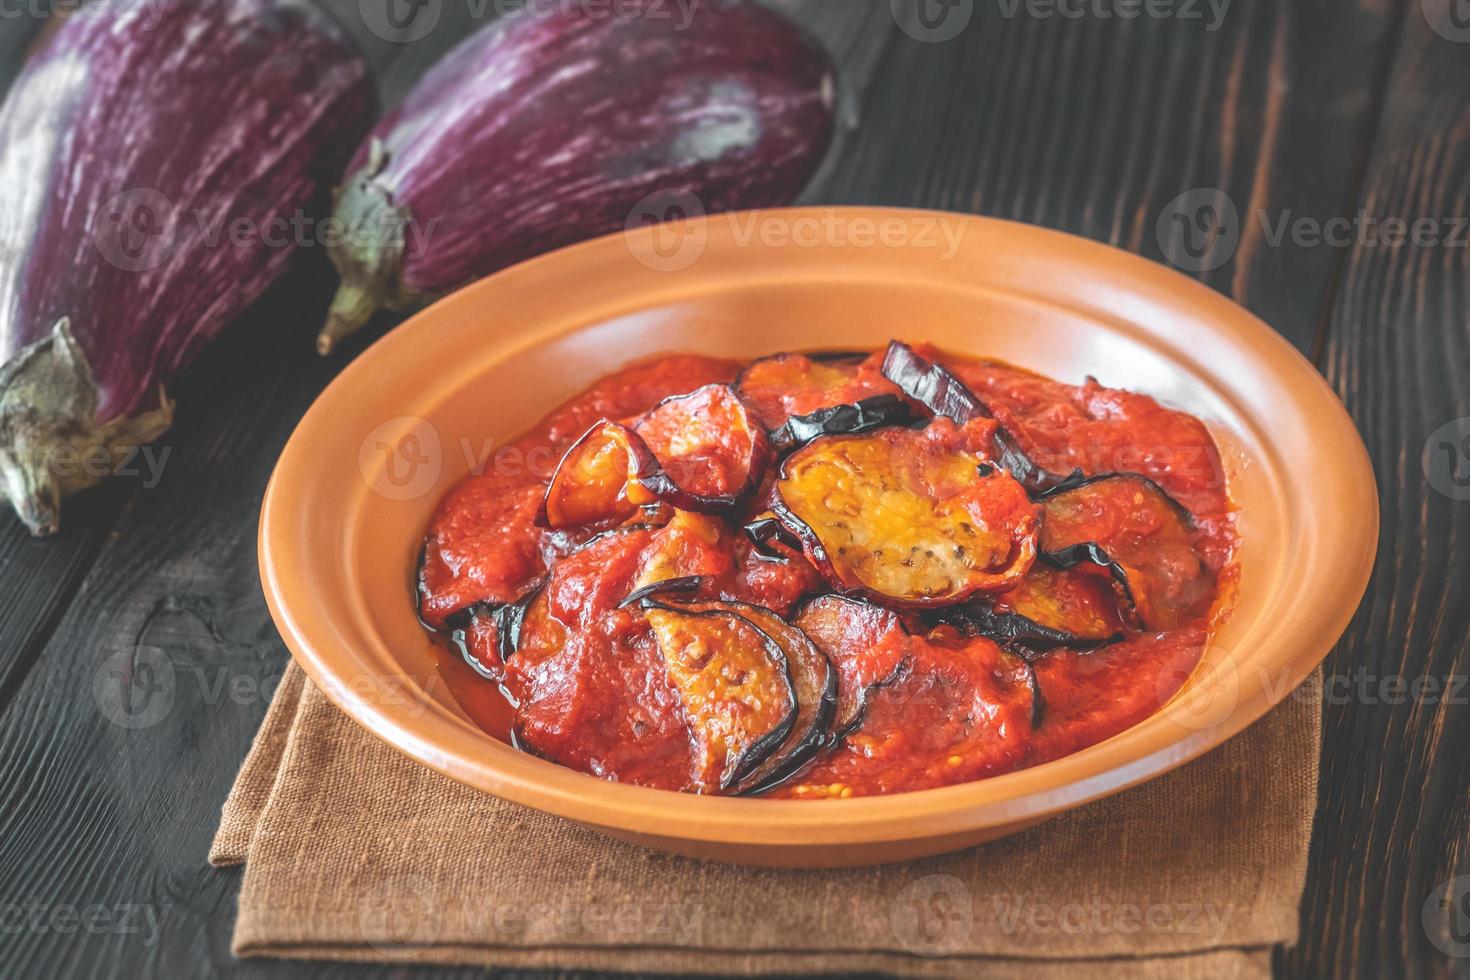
[0,319,174,536]
[318,281,380,355]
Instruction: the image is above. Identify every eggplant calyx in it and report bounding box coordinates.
[0,319,174,536]
[318,141,431,355]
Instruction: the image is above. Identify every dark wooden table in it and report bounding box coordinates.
[1,1,1467,976]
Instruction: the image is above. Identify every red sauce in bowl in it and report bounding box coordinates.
[418,343,1236,798]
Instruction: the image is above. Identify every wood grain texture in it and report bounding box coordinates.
[0,1,1430,977]
[1277,1,1470,976]
[809,0,1398,353]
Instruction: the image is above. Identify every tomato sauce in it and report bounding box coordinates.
[420,345,1237,798]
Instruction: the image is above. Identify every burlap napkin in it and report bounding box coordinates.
[210,661,1319,977]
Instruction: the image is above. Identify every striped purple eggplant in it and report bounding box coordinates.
[318,0,835,355]
[0,0,371,535]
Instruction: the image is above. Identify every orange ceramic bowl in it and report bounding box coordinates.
[260,207,1376,868]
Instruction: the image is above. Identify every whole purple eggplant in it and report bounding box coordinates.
[318,0,835,355]
[0,0,371,535]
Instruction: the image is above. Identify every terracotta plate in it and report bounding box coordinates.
[259,207,1377,867]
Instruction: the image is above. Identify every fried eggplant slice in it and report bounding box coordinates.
[629,384,772,514]
[536,420,659,529]
[503,529,696,792]
[1039,474,1213,630]
[774,630,1036,798]
[642,598,798,791]
[773,427,1040,605]
[881,341,1074,493]
[625,510,819,618]
[656,600,836,796]
[794,595,911,738]
[418,481,550,629]
[769,395,916,453]
[632,510,734,593]
[455,581,549,679]
[736,353,859,428]
[932,562,1126,651]
[736,351,900,427]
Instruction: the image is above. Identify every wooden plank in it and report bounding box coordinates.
[811,0,1398,355]
[1278,2,1470,976]
[0,3,1401,978]
[0,484,134,713]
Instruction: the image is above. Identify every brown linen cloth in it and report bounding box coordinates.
[210,662,1319,977]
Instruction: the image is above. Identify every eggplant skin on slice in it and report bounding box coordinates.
[773,427,1040,606]
[536,420,659,529]
[742,513,805,559]
[631,384,773,514]
[927,561,1126,653]
[640,597,798,792]
[768,395,916,453]
[880,341,1075,494]
[652,599,837,796]
[1038,473,1213,630]
[929,548,1139,651]
[793,594,911,740]
[453,580,551,680]
[619,575,705,609]
[735,352,873,428]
